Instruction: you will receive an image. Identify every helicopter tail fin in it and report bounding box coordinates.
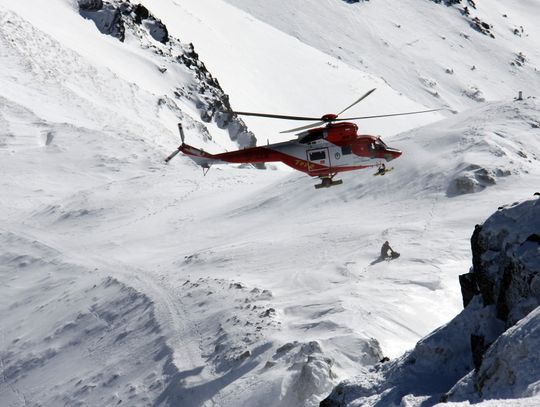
[165,123,217,173]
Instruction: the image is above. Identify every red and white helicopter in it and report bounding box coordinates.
[166,88,440,189]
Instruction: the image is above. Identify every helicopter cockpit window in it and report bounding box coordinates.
[299,130,324,144]
[369,141,385,152]
[309,150,326,161]
[341,146,352,155]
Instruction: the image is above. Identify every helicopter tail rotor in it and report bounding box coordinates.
[165,123,188,163]
[178,123,185,143]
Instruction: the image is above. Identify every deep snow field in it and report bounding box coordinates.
[1,1,540,406]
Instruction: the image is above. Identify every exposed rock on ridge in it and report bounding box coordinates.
[77,0,257,150]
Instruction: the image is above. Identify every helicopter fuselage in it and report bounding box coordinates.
[179,122,402,178]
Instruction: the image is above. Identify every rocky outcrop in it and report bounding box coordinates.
[447,166,512,197]
[79,0,125,41]
[77,0,257,150]
[78,0,103,11]
[345,0,490,33]
[447,306,540,402]
[428,0,495,38]
[320,197,540,406]
[464,199,540,327]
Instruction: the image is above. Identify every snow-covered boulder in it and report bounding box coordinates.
[320,197,540,406]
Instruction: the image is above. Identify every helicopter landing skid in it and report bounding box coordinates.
[314,175,343,189]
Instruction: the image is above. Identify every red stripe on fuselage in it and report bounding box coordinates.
[213,147,325,174]
[181,144,376,177]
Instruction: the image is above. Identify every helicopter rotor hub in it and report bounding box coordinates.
[321,113,338,122]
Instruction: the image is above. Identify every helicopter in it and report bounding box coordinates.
[165,88,441,189]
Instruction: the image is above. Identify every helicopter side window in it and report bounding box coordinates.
[341,146,352,155]
[309,151,326,161]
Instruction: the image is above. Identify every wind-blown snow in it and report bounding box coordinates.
[1,1,540,406]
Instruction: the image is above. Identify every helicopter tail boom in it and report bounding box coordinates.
[179,143,219,168]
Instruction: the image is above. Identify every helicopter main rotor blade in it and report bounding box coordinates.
[336,88,377,117]
[233,111,321,121]
[279,121,325,134]
[336,108,444,121]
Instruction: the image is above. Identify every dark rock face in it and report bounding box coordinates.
[459,272,479,307]
[133,4,149,24]
[470,334,486,371]
[79,2,125,42]
[78,0,103,11]
[467,199,540,327]
[455,199,540,395]
[143,19,168,44]
[448,306,540,402]
[470,17,495,38]
[431,0,461,5]
[78,1,167,43]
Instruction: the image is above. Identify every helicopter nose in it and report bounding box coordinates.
[384,148,402,161]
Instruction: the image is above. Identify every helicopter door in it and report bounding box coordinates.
[306,147,330,173]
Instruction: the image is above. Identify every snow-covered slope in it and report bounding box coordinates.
[1,1,540,407]
[223,0,540,112]
[1,233,172,407]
